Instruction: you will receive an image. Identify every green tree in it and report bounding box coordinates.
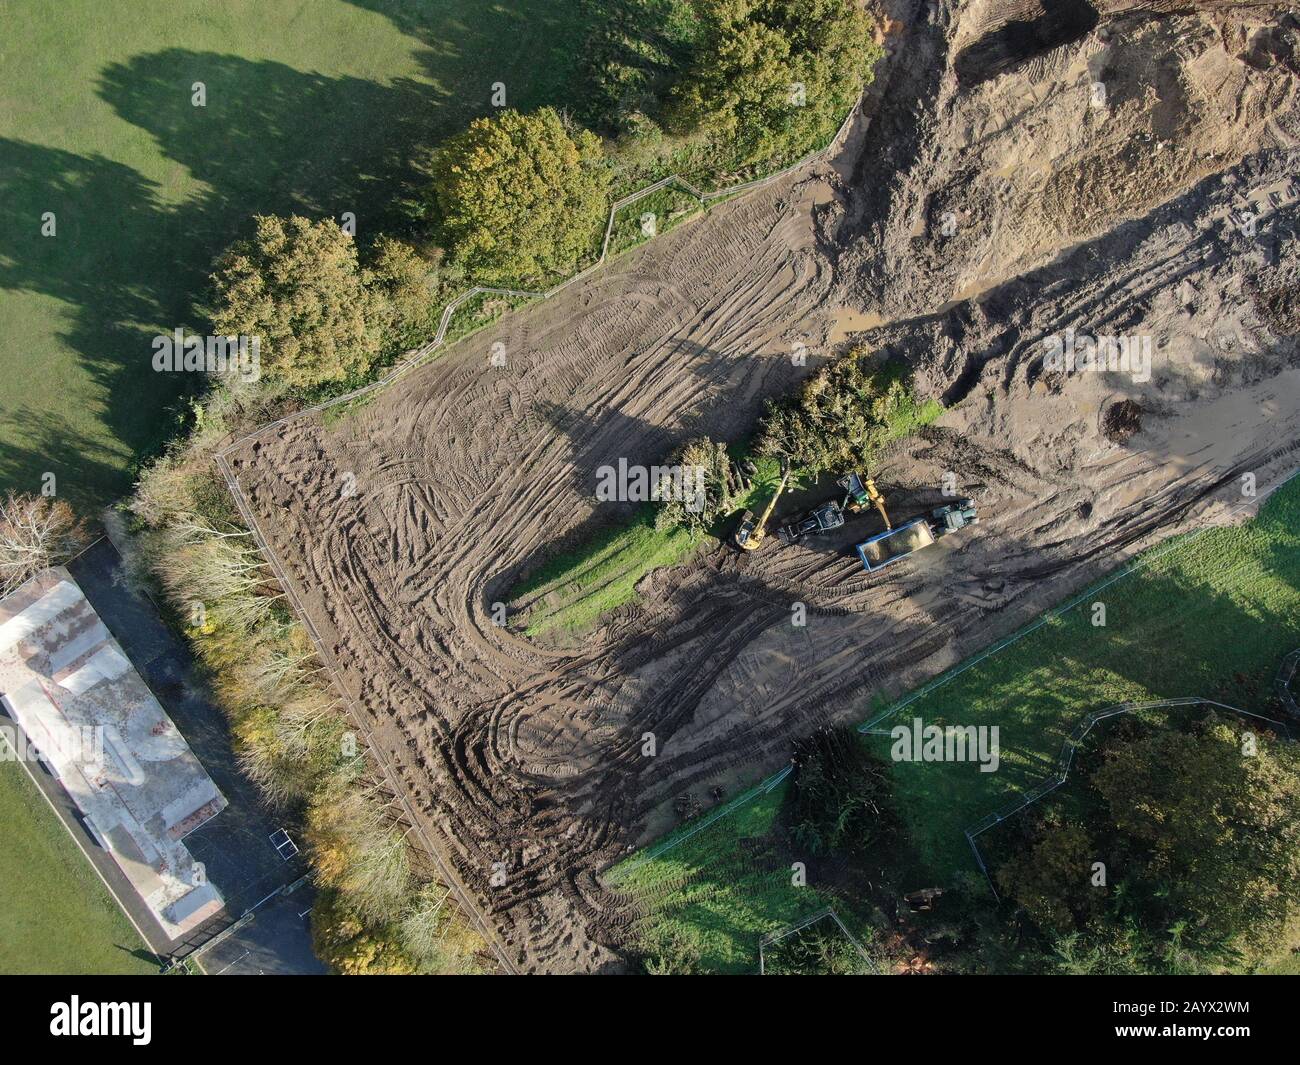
[755,353,931,474]
[1091,717,1300,964]
[996,819,1100,936]
[368,235,439,348]
[670,0,876,166]
[211,215,382,388]
[428,108,611,285]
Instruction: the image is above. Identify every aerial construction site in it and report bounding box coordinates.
[215,0,1300,973]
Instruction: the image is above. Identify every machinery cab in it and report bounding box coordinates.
[777,500,845,544]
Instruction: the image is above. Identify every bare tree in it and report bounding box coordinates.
[0,493,89,598]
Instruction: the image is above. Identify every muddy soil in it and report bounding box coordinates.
[224,0,1300,972]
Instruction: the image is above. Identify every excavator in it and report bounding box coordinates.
[838,472,892,529]
[733,456,791,550]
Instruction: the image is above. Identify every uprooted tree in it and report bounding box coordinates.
[212,216,385,389]
[427,107,612,286]
[754,352,933,474]
[653,436,735,532]
[0,492,88,597]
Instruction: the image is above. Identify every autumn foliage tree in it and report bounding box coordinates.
[670,0,877,166]
[0,492,88,597]
[427,107,612,285]
[998,715,1300,973]
[211,215,384,388]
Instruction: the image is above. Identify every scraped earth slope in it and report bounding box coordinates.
[226,0,1300,972]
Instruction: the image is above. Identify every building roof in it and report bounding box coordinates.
[0,567,226,940]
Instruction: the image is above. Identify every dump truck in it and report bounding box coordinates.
[734,456,791,551]
[855,499,978,571]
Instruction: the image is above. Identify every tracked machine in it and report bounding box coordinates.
[733,456,791,551]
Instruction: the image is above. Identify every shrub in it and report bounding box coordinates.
[669,0,877,168]
[427,108,612,285]
[653,436,734,532]
[755,353,937,474]
[211,215,383,388]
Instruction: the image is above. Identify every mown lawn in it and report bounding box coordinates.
[0,0,597,507]
[0,759,155,974]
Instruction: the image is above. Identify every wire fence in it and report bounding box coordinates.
[963,692,1298,898]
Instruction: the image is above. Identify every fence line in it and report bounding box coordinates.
[215,99,861,462]
[858,463,1300,735]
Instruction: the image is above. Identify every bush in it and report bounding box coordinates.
[653,436,734,532]
[669,0,877,168]
[427,108,612,285]
[211,215,383,389]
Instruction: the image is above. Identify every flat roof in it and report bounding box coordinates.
[0,568,226,940]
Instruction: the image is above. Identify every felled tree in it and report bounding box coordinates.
[0,492,88,597]
[427,108,611,285]
[754,352,919,474]
[211,215,382,388]
[653,436,734,532]
[669,0,876,167]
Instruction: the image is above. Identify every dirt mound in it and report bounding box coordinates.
[1101,398,1142,442]
[223,0,1300,971]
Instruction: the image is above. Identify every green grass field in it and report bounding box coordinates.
[614,475,1300,971]
[606,776,842,973]
[0,759,155,974]
[869,474,1300,878]
[0,0,597,507]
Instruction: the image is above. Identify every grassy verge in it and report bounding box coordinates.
[0,759,155,974]
[510,507,704,636]
[608,185,705,256]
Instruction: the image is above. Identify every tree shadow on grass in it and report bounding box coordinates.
[0,6,608,507]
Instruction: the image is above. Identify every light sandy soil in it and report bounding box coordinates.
[224,0,1300,971]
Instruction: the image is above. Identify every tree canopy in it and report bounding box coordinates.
[428,108,612,285]
[211,216,383,389]
[670,0,877,166]
[998,715,1300,973]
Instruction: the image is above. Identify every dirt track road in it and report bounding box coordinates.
[224,2,1300,971]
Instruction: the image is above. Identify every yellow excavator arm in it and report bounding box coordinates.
[736,457,791,551]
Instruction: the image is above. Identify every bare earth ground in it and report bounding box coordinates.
[224,1,1300,971]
